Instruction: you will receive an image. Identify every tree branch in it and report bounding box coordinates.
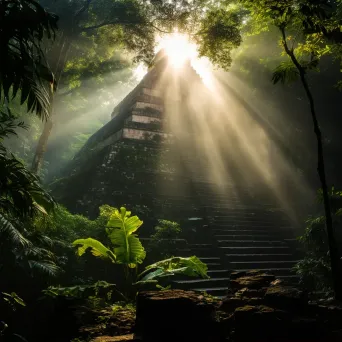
[150,24,172,34]
[74,0,93,19]
[81,20,172,34]
[81,21,115,31]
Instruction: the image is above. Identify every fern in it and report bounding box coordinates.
[27,260,60,276]
[0,213,31,248]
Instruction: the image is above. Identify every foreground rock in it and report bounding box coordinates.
[133,271,342,341]
[77,305,136,339]
[135,290,222,341]
[90,334,137,342]
[86,271,342,342]
[218,270,342,341]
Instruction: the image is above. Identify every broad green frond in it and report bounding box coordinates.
[73,238,116,263]
[272,61,299,84]
[73,207,145,268]
[0,0,57,118]
[109,230,146,268]
[106,207,143,234]
[139,256,209,281]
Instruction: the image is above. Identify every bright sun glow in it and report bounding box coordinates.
[155,32,197,68]
[155,32,215,90]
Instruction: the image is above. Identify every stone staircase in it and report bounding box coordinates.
[169,179,302,296]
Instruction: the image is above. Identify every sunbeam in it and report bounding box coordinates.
[145,43,314,224]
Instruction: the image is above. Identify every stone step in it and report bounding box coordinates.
[209,208,285,214]
[229,260,298,270]
[207,270,230,277]
[233,268,295,276]
[173,277,230,290]
[213,227,291,234]
[205,263,225,270]
[212,215,294,224]
[140,238,188,243]
[191,287,229,296]
[199,257,221,262]
[213,230,295,240]
[190,248,220,257]
[201,205,276,211]
[215,234,277,241]
[173,249,193,256]
[219,246,291,254]
[211,220,292,226]
[277,275,300,285]
[225,253,295,262]
[211,215,289,223]
[189,244,212,248]
[217,240,286,247]
[211,220,286,227]
[214,229,273,234]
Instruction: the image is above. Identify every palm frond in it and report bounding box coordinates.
[0,0,58,118]
[0,213,31,248]
[0,109,27,142]
[28,260,61,277]
[0,136,56,219]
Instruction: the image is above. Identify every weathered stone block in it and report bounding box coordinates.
[264,285,307,310]
[230,273,275,290]
[90,334,138,342]
[135,290,221,342]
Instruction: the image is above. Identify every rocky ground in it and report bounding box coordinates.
[77,271,342,342]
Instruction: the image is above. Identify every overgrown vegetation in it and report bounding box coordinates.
[147,219,184,260]
[295,188,342,294]
[73,207,208,298]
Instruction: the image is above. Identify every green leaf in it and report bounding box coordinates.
[109,229,146,268]
[139,256,209,281]
[106,207,145,268]
[2,292,25,307]
[72,238,116,262]
[107,207,143,234]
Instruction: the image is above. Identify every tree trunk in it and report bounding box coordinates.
[31,37,71,174]
[31,118,53,174]
[281,28,342,300]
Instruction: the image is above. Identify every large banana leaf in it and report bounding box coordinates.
[106,207,146,268]
[137,256,209,282]
[108,229,146,268]
[72,238,116,263]
[106,207,143,234]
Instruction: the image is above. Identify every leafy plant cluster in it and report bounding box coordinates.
[147,219,183,260]
[295,188,342,294]
[73,207,208,299]
[0,0,57,119]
